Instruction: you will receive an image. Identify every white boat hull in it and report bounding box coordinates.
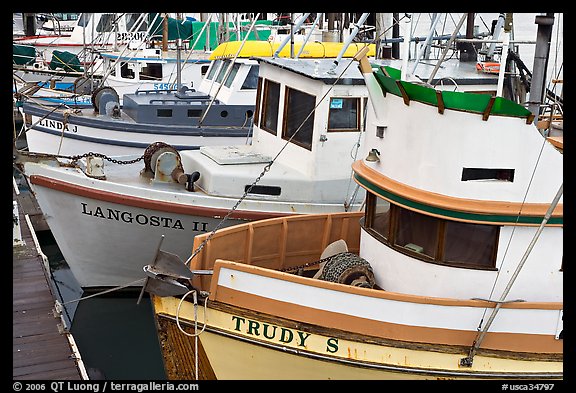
[23,159,359,289]
[25,113,251,156]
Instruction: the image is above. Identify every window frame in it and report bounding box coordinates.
[281,86,315,150]
[327,97,361,132]
[253,77,263,128]
[364,192,499,270]
[260,79,280,136]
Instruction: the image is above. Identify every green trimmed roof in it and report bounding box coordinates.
[372,64,533,119]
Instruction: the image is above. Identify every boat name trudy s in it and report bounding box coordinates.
[232,316,339,352]
[80,202,209,232]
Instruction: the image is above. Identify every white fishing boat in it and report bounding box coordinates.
[18,32,276,156]
[13,13,150,71]
[147,21,563,379]
[15,45,375,290]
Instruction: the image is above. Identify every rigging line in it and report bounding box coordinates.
[185,53,360,267]
[546,13,563,100]
[463,182,563,365]
[91,13,156,87]
[165,13,215,88]
[96,13,153,86]
[344,99,367,209]
[57,278,147,307]
[15,100,73,143]
[198,13,261,128]
[175,290,209,338]
[479,132,550,324]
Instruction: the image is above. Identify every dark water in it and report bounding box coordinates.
[38,230,167,380]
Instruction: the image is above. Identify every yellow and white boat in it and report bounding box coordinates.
[148,45,563,380]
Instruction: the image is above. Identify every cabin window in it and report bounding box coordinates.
[282,87,315,150]
[367,197,392,240]
[443,221,498,268]
[261,79,280,135]
[462,168,515,182]
[109,60,116,77]
[96,14,116,33]
[157,109,172,118]
[188,109,202,118]
[328,97,360,131]
[365,193,498,269]
[201,65,210,77]
[216,60,231,83]
[206,60,222,81]
[241,65,259,90]
[141,63,162,80]
[125,13,147,31]
[395,208,440,259]
[120,63,135,79]
[245,185,281,196]
[78,13,92,28]
[253,77,263,127]
[224,63,240,88]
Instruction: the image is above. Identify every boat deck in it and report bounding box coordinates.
[13,178,86,380]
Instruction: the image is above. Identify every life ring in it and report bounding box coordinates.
[476,62,500,74]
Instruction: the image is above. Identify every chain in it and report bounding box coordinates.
[67,151,145,165]
[279,252,347,273]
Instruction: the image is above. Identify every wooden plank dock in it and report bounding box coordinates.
[13,176,87,380]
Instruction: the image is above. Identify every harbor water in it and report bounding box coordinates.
[41,230,167,380]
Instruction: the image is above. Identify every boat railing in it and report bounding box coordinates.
[189,211,363,291]
[372,65,536,123]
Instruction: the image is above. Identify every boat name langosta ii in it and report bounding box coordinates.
[80,202,210,231]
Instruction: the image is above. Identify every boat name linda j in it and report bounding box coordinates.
[80,202,209,232]
[39,118,78,133]
[232,315,339,352]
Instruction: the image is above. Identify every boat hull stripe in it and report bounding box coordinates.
[28,174,290,220]
[352,161,563,226]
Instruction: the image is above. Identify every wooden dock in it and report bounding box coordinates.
[13,176,87,380]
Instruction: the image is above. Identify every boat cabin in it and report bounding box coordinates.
[121,87,254,127]
[198,57,260,105]
[100,49,211,94]
[68,13,149,49]
[180,56,371,205]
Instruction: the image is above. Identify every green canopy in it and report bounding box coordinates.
[147,14,272,51]
[13,44,36,65]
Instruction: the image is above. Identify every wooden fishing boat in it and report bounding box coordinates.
[147,44,563,380]
[15,53,373,290]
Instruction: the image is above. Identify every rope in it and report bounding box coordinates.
[175,290,208,337]
[57,278,147,307]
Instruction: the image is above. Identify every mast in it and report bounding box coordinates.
[332,13,370,68]
[527,13,555,125]
[496,13,513,97]
[162,13,168,52]
[273,13,311,58]
[295,13,323,59]
[392,13,400,59]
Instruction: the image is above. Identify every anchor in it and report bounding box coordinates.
[137,235,212,303]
